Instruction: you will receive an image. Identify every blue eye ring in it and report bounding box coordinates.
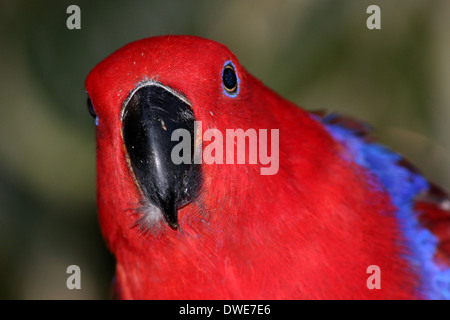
[222,61,240,97]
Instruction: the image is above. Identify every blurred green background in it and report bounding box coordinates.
[0,0,448,299]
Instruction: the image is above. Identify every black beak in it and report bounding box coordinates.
[122,84,200,229]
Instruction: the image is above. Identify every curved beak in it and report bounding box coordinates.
[122,84,200,229]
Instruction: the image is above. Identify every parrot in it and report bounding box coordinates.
[85,35,450,299]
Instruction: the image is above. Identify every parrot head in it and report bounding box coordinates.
[85,35,294,244]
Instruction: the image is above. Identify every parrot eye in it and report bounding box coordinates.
[87,97,99,125]
[87,97,96,118]
[87,97,97,118]
[222,62,238,96]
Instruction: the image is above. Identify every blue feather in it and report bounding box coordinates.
[317,114,450,299]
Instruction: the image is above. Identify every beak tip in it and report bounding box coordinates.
[160,202,178,230]
[169,221,178,229]
[166,215,178,229]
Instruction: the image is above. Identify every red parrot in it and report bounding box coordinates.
[85,35,450,299]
